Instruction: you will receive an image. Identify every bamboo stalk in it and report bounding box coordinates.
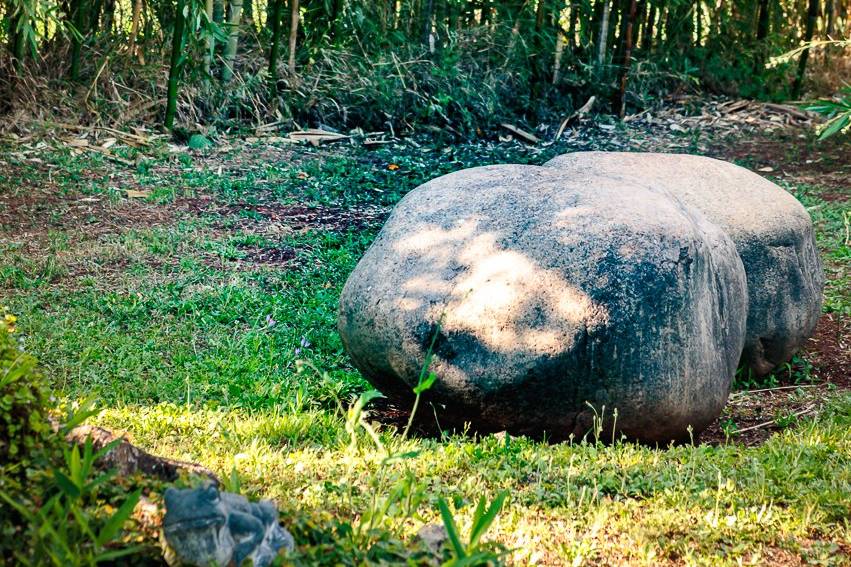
[614,0,637,118]
[203,0,214,74]
[128,0,143,57]
[288,0,299,74]
[597,0,611,65]
[267,0,284,93]
[792,0,820,98]
[164,0,187,129]
[70,0,90,80]
[221,0,244,82]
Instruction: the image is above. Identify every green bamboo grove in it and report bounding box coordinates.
[1,0,849,131]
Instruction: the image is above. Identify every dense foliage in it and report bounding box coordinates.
[0,317,153,564]
[1,0,849,134]
[0,313,52,495]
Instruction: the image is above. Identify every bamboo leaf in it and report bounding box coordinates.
[437,497,466,559]
[94,545,148,562]
[468,491,507,549]
[62,394,100,434]
[819,114,850,140]
[71,504,98,542]
[53,470,81,499]
[96,490,141,547]
[0,490,35,520]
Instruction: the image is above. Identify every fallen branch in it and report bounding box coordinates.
[762,102,812,120]
[500,123,540,144]
[733,405,816,435]
[555,96,596,139]
[66,425,220,485]
[36,120,157,147]
[288,128,349,146]
[730,383,821,397]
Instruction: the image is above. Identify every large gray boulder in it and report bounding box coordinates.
[544,152,823,376]
[338,165,748,443]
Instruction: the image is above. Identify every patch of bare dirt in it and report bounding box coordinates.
[0,150,171,241]
[819,191,849,203]
[701,313,850,446]
[202,243,298,269]
[707,130,851,193]
[0,189,175,242]
[181,197,389,233]
[700,384,831,447]
[237,243,297,265]
[802,312,851,388]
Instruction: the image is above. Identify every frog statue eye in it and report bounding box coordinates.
[203,483,220,503]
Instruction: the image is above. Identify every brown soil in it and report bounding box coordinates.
[181,197,389,233]
[202,243,298,270]
[236,243,297,265]
[708,130,851,194]
[802,312,851,388]
[0,189,174,238]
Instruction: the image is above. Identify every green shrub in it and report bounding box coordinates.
[0,314,153,564]
[0,312,53,487]
[0,311,55,554]
[1,438,145,565]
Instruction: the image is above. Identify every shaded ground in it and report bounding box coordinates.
[708,129,851,194]
[379,309,851,446]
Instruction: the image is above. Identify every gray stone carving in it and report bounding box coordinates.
[163,484,294,567]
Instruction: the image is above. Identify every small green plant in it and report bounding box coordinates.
[222,465,242,494]
[437,491,509,565]
[720,417,739,441]
[338,389,428,552]
[403,321,442,439]
[734,366,779,390]
[774,411,798,429]
[1,437,143,565]
[780,355,815,384]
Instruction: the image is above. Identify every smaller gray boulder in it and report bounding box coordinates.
[416,523,449,555]
[544,152,824,376]
[163,485,294,567]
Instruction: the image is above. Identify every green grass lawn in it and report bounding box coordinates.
[1,124,849,565]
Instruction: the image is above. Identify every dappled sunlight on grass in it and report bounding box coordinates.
[93,395,851,564]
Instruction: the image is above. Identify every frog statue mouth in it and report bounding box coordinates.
[163,514,227,532]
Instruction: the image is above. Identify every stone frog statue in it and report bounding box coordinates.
[162,484,294,567]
